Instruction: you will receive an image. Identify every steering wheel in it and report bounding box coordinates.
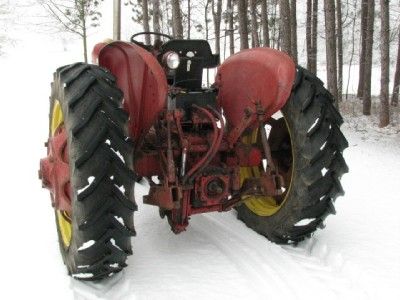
[130,31,173,45]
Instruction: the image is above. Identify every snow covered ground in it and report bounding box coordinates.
[1,5,400,300]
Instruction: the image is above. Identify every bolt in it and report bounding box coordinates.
[207,180,224,195]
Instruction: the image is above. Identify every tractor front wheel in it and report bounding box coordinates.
[237,67,349,244]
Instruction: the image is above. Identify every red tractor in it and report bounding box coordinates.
[39,32,348,280]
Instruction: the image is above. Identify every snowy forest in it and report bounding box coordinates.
[0,0,400,299]
[1,0,400,129]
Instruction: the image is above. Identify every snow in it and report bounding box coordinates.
[73,273,94,280]
[78,240,96,251]
[77,176,95,195]
[295,218,316,227]
[114,184,126,195]
[106,139,125,163]
[0,3,399,300]
[114,215,125,226]
[307,117,320,133]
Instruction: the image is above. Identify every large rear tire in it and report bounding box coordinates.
[237,67,349,244]
[50,63,137,280]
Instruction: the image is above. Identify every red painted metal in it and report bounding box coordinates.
[196,175,230,205]
[182,106,221,183]
[91,42,296,234]
[215,48,296,129]
[97,41,168,142]
[144,185,175,210]
[91,42,107,64]
[134,154,161,177]
[39,127,72,213]
[226,144,263,167]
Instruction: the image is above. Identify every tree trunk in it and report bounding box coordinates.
[346,0,358,100]
[290,0,297,63]
[238,0,249,50]
[250,0,260,47]
[271,0,278,48]
[391,27,400,106]
[205,0,211,86]
[82,29,87,63]
[324,0,338,106]
[357,0,368,98]
[261,0,270,47]
[306,0,312,70]
[336,0,343,102]
[362,0,374,115]
[227,0,235,55]
[142,0,151,44]
[379,0,389,127]
[113,0,121,40]
[164,0,171,36]
[152,0,161,33]
[171,0,183,39]
[81,2,88,63]
[280,0,291,56]
[311,0,318,74]
[212,0,222,54]
[187,0,191,38]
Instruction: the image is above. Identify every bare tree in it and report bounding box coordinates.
[306,0,318,73]
[357,0,368,98]
[379,0,389,127]
[306,0,312,69]
[311,0,318,73]
[205,0,211,85]
[324,0,338,106]
[391,27,400,107]
[205,0,211,42]
[113,0,121,40]
[39,0,102,63]
[227,0,235,54]
[346,0,358,99]
[250,0,260,47]
[163,0,171,36]
[260,0,270,47]
[187,0,191,38]
[212,0,222,53]
[290,0,297,63]
[362,0,374,115]
[171,0,183,39]
[270,0,279,49]
[336,0,343,102]
[238,0,249,50]
[306,0,313,71]
[280,0,292,55]
[0,2,10,55]
[142,0,151,44]
[152,0,161,33]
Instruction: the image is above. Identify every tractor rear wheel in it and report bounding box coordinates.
[46,63,136,280]
[237,67,349,244]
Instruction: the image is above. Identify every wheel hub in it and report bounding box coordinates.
[39,127,72,213]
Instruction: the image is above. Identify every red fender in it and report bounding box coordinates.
[95,41,168,141]
[215,48,296,127]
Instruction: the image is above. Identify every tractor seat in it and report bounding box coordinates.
[160,40,220,90]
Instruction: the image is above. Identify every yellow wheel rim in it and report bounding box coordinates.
[241,117,293,217]
[51,100,72,248]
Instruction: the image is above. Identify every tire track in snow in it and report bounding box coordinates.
[190,211,363,299]
[192,219,295,299]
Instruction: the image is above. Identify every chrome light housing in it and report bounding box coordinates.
[163,51,180,70]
